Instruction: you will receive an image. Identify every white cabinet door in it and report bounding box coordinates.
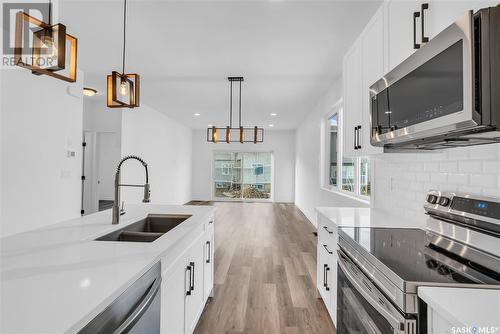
[360,6,385,156]
[185,238,205,334]
[161,256,188,334]
[317,241,332,311]
[342,40,363,158]
[386,0,420,71]
[426,0,500,40]
[203,225,214,299]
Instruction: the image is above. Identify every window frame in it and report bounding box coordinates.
[322,99,371,203]
[211,150,274,202]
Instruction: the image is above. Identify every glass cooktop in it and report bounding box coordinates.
[338,226,500,286]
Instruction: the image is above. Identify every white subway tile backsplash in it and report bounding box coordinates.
[483,161,500,174]
[458,161,482,173]
[439,162,458,173]
[447,173,469,185]
[470,174,498,188]
[374,143,500,214]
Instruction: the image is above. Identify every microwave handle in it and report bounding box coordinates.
[413,12,421,49]
[421,3,429,43]
[337,249,412,333]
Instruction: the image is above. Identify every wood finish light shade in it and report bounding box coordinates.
[106,71,140,108]
[14,11,78,82]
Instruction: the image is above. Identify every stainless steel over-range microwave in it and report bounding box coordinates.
[370,5,500,150]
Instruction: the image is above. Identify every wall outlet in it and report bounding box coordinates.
[67,150,76,158]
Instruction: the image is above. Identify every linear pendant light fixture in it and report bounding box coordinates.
[207,77,264,144]
[14,0,78,82]
[107,0,140,108]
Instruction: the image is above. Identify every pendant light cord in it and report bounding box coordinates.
[122,0,127,75]
[48,0,51,25]
[239,80,242,127]
[229,80,233,127]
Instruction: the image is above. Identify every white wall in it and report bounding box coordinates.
[373,144,500,223]
[120,104,193,205]
[0,69,83,237]
[295,78,368,226]
[191,129,296,203]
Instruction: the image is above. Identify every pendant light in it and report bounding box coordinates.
[14,0,78,82]
[107,0,140,108]
[207,77,264,144]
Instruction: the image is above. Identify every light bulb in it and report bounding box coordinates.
[41,36,57,58]
[120,81,127,96]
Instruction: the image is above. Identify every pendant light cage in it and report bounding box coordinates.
[14,0,78,82]
[207,77,264,143]
[107,0,140,108]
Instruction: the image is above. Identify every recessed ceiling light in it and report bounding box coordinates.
[83,87,97,97]
[270,113,277,116]
[269,124,274,127]
[193,113,201,116]
[207,124,213,127]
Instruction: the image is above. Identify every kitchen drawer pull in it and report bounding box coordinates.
[354,127,358,150]
[421,3,429,43]
[323,244,333,255]
[323,264,327,288]
[413,11,421,49]
[325,266,330,291]
[356,125,361,150]
[190,262,195,292]
[186,265,192,296]
[323,226,333,234]
[206,241,211,263]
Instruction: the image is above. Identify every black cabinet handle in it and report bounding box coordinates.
[421,3,429,43]
[413,11,421,49]
[323,226,333,234]
[323,244,333,255]
[206,241,211,263]
[186,265,192,296]
[353,127,358,150]
[356,125,362,150]
[190,261,195,292]
[209,220,213,224]
[325,264,330,291]
[323,264,327,288]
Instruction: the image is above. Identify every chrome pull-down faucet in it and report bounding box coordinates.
[112,155,151,224]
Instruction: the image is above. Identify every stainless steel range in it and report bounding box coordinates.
[336,191,500,334]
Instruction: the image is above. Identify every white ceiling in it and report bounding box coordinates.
[60,0,382,129]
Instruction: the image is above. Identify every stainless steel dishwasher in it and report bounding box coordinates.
[78,262,161,334]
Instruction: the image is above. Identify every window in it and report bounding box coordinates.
[325,102,371,200]
[329,114,338,186]
[214,151,272,200]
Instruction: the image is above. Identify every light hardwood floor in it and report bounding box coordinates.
[194,202,336,334]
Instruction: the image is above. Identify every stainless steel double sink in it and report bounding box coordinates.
[96,214,191,243]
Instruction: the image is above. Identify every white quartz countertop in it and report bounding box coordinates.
[315,207,425,229]
[419,287,500,330]
[0,204,214,334]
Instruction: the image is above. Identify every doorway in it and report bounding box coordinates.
[82,131,121,215]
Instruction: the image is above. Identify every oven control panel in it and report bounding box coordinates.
[424,190,500,221]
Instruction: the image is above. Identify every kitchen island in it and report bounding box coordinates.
[0,204,214,334]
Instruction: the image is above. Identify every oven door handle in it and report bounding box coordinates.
[337,249,413,334]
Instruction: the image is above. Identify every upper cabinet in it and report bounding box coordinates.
[342,0,500,157]
[343,6,385,157]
